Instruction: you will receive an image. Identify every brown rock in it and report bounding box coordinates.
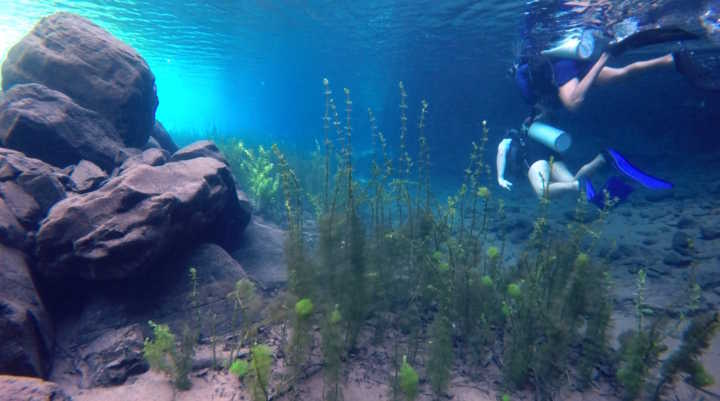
[0,197,27,248]
[0,181,41,228]
[0,375,72,401]
[0,147,70,214]
[171,140,226,163]
[79,324,148,387]
[35,157,250,280]
[2,12,158,147]
[151,121,178,153]
[0,84,127,171]
[231,217,287,289]
[0,245,54,378]
[69,160,108,193]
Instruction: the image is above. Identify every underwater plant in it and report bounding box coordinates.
[322,306,344,401]
[399,355,419,401]
[227,278,259,368]
[649,312,719,400]
[249,344,273,401]
[143,321,195,390]
[218,139,282,219]
[288,298,314,376]
[230,359,249,379]
[427,315,453,399]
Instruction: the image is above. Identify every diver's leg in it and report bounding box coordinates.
[574,153,606,179]
[528,160,551,198]
[551,161,575,182]
[530,160,581,199]
[597,54,674,85]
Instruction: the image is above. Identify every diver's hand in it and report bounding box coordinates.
[498,178,513,191]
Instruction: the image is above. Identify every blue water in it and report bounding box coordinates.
[1,0,718,185]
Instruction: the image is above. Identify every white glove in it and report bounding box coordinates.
[498,177,513,191]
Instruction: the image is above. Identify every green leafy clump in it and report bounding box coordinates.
[399,355,419,401]
[143,321,195,390]
[227,279,259,368]
[295,298,314,318]
[229,359,249,379]
[506,282,522,299]
[249,344,273,401]
[219,140,281,219]
[323,306,344,401]
[486,246,499,260]
[616,323,666,401]
[427,316,453,398]
[650,312,719,400]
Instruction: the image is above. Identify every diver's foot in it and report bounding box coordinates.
[663,53,675,66]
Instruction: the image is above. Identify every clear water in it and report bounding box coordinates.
[0,0,718,180]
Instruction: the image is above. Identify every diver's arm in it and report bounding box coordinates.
[497,139,513,191]
[558,52,610,111]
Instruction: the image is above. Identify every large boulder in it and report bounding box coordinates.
[0,375,72,401]
[35,157,251,280]
[116,147,168,175]
[0,147,70,215]
[151,121,178,153]
[171,140,226,163]
[0,197,27,248]
[50,243,248,387]
[0,84,127,171]
[232,217,287,289]
[2,12,158,148]
[77,324,148,387]
[0,181,41,229]
[69,160,107,193]
[0,245,54,378]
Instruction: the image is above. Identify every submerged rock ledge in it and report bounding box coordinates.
[0,12,264,391]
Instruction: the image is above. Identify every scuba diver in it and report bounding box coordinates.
[514,1,702,113]
[497,2,713,206]
[495,121,673,207]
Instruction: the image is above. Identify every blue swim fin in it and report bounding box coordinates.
[606,149,673,190]
[585,176,635,208]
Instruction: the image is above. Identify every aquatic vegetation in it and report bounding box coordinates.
[650,312,719,400]
[616,322,666,401]
[218,140,282,219]
[227,278,259,368]
[266,77,715,401]
[288,297,314,376]
[399,355,419,401]
[229,359,249,379]
[143,320,195,390]
[427,315,453,398]
[249,344,273,401]
[322,306,344,401]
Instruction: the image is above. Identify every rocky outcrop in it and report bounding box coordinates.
[0,197,28,249]
[0,148,70,215]
[231,217,287,289]
[35,155,250,280]
[0,181,41,229]
[50,243,248,386]
[117,147,168,174]
[0,245,54,378]
[151,121,178,153]
[2,12,158,148]
[171,140,226,163]
[70,160,108,193]
[0,84,127,171]
[0,375,72,401]
[78,324,148,387]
